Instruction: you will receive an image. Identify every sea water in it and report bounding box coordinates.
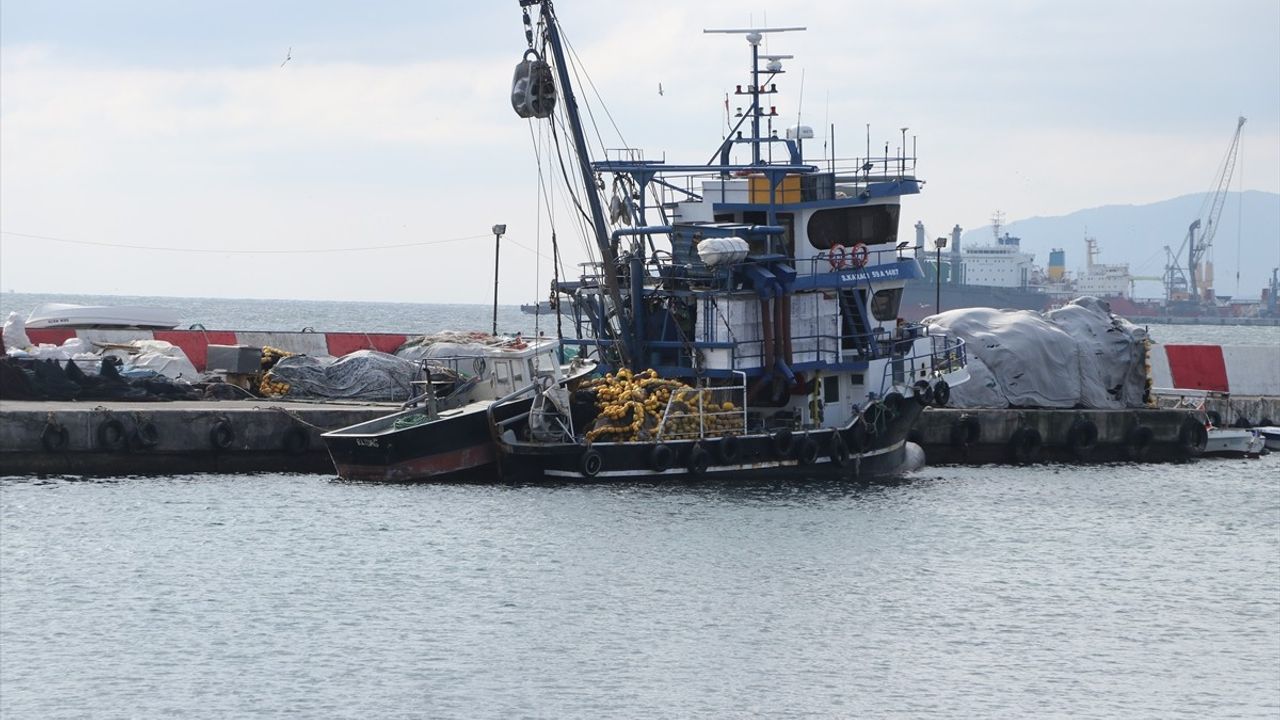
[2,292,1278,718]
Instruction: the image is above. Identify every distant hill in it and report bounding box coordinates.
[959,191,1280,300]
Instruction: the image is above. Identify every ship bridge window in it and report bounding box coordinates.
[807,205,900,250]
[870,288,903,321]
[742,211,794,255]
[494,361,511,387]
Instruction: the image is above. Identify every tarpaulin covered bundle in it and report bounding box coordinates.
[0,356,201,402]
[266,350,423,402]
[924,296,1149,409]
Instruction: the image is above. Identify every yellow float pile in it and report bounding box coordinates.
[582,368,743,443]
[258,346,295,397]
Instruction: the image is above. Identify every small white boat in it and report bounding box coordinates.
[1254,426,1280,452]
[25,303,181,330]
[1203,427,1265,458]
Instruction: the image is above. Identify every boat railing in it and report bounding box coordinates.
[655,371,748,441]
[874,329,967,395]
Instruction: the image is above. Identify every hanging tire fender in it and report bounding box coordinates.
[1125,425,1155,462]
[209,419,236,450]
[41,423,70,453]
[649,443,674,472]
[1067,418,1099,460]
[579,448,603,477]
[96,418,127,452]
[688,443,711,476]
[1178,418,1208,458]
[282,426,311,456]
[796,435,819,465]
[717,435,741,465]
[1008,426,1043,464]
[932,380,951,408]
[772,429,794,458]
[912,380,934,407]
[133,420,161,450]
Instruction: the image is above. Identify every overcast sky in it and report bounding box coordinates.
[2,0,1277,304]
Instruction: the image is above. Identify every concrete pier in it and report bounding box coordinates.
[0,399,396,476]
[913,407,1206,465]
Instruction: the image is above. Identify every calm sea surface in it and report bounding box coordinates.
[2,292,1278,718]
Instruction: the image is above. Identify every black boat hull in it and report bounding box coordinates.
[324,399,529,482]
[499,400,924,482]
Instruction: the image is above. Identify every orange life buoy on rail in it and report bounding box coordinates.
[849,243,870,269]
[828,244,848,270]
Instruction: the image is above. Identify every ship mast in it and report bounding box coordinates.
[523,0,631,365]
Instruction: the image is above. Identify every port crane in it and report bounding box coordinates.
[1162,116,1246,306]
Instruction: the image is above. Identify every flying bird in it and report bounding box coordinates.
[280,47,292,67]
[658,82,664,96]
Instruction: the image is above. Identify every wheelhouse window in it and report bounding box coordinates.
[870,288,903,321]
[806,204,900,250]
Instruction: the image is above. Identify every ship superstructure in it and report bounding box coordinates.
[494,1,968,481]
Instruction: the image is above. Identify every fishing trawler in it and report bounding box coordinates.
[489,1,968,481]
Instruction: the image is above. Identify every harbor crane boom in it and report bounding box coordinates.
[1167,116,1246,304]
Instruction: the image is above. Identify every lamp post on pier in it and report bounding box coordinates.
[934,236,948,315]
[491,224,507,336]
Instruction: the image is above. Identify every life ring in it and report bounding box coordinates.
[932,380,951,408]
[1125,425,1154,462]
[718,435,741,464]
[649,443,674,472]
[41,423,70,453]
[579,448,603,477]
[848,243,870,269]
[950,414,981,448]
[796,435,819,465]
[772,429,794,458]
[1067,418,1099,461]
[1177,417,1208,458]
[829,432,850,466]
[688,444,711,476]
[913,380,934,407]
[828,244,848,270]
[1008,426,1043,464]
[96,418,127,452]
[133,421,161,449]
[282,426,311,456]
[209,419,236,450]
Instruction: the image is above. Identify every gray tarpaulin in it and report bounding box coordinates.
[267,350,423,402]
[924,296,1149,409]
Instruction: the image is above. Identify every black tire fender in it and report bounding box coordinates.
[41,423,70,453]
[1178,418,1208,458]
[717,435,741,464]
[97,418,127,452]
[912,380,934,407]
[649,443,674,472]
[688,444,711,476]
[1126,425,1155,462]
[579,448,603,477]
[133,421,161,449]
[932,380,951,408]
[772,429,794,458]
[1009,426,1043,464]
[282,426,311,456]
[796,435,819,465]
[1067,418,1099,460]
[209,419,236,450]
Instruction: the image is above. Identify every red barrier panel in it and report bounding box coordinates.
[153,330,239,371]
[1164,344,1229,392]
[324,333,409,358]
